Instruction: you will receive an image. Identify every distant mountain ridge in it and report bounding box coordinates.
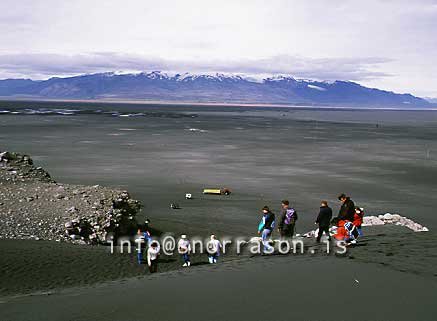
[425,97,437,104]
[0,71,429,107]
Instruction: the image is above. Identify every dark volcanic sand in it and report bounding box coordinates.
[1,101,437,320]
[1,228,437,321]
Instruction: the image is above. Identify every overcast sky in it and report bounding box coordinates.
[1,0,436,97]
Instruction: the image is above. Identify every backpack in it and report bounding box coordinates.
[284,209,297,225]
[344,221,358,239]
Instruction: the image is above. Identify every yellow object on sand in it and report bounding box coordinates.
[203,189,222,195]
[203,188,231,195]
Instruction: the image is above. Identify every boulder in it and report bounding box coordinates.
[383,213,393,220]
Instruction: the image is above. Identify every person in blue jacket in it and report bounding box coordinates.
[136,226,152,264]
[136,229,145,264]
[258,206,275,253]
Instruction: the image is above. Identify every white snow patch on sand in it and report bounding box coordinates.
[303,213,429,238]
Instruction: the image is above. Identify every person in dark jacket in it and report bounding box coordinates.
[315,200,332,242]
[278,200,297,239]
[257,206,275,253]
[336,194,355,222]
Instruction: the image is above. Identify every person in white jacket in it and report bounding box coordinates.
[178,234,191,267]
[207,234,222,264]
[147,241,160,273]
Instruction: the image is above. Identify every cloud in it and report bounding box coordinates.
[0,0,436,96]
[0,52,392,82]
[212,55,392,81]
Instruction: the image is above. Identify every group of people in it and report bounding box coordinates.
[257,194,364,252]
[137,194,364,272]
[331,193,364,245]
[257,200,298,252]
[177,234,223,267]
[135,218,159,272]
[136,228,223,273]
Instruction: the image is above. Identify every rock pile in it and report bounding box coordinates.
[302,213,429,238]
[0,150,142,244]
[363,213,429,232]
[361,216,385,226]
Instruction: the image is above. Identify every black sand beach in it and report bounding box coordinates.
[2,253,436,321]
[1,101,437,320]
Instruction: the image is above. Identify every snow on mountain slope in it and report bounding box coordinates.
[0,71,430,107]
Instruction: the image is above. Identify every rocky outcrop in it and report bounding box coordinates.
[0,150,141,244]
[0,151,53,183]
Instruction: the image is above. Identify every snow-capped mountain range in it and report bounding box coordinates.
[0,71,430,107]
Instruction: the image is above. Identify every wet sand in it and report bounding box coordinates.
[1,101,436,320]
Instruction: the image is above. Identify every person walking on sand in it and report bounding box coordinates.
[336,194,355,222]
[353,207,364,236]
[178,234,191,267]
[258,206,275,253]
[315,200,332,242]
[147,241,160,273]
[207,234,222,264]
[278,200,298,239]
[135,224,152,265]
[135,228,145,264]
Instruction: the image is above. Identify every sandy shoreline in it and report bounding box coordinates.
[1,97,436,111]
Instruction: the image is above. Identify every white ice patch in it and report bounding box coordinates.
[175,72,194,81]
[307,84,327,91]
[186,128,207,133]
[117,113,144,117]
[369,213,429,232]
[303,213,429,238]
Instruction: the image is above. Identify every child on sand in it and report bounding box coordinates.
[334,221,359,245]
[207,234,222,264]
[178,234,191,267]
[136,227,152,264]
[353,207,364,236]
[147,241,160,273]
[136,229,145,264]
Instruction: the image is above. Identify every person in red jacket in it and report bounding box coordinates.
[333,220,359,245]
[333,219,349,241]
[353,207,364,236]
